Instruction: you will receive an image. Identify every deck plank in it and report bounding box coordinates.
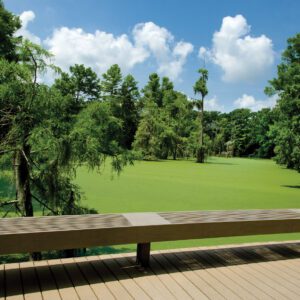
[240,246,300,285]
[86,255,132,300]
[0,264,5,300]
[73,257,114,300]
[19,261,42,300]
[114,252,175,299]
[33,260,61,300]
[2,242,300,300]
[172,248,241,300]
[206,249,269,299]
[4,263,23,300]
[148,253,192,299]
[103,254,151,300]
[47,259,79,300]
[213,247,292,299]
[162,250,225,300]
[232,247,300,298]
[192,248,256,300]
[152,251,208,299]
[275,258,300,276]
[61,258,98,300]
[124,252,181,299]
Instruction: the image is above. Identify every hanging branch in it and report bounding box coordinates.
[0,200,18,207]
[0,200,22,217]
[31,194,59,215]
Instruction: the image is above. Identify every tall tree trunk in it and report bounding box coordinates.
[14,146,41,260]
[197,97,205,163]
[14,146,33,217]
[173,144,177,160]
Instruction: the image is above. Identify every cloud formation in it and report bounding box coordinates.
[205,96,225,112]
[44,27,149,75]
[16,11,41,44]
[133,22,193,79]
[234,94,277,111]
[200,15,274,82]
[16,11,193,80]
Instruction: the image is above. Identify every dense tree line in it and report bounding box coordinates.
[0,2,299,222]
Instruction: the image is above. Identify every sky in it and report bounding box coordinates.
[4,0,300,112]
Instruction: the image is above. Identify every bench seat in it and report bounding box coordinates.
[1,209,300,266]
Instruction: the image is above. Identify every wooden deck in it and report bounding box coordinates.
[1,241,300,299]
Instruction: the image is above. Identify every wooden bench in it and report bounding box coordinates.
[1,209,300,266]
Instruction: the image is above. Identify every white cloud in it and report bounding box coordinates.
[133,22,193,80]
[205,96,225,112]
[200,15,274,82]
[44,27,149,75]
[16,11,41,44]
[12,14,193,80]
[234,94,277,111]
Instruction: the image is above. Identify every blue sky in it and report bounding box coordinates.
[5,0,300,111]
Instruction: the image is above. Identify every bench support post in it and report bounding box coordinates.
[136,242,150,267]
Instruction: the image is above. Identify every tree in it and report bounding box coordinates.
[193,68,208,163]
[265,33,300,171]
[0,0,21,61]
[0,41,56,217]
[250,108,275,158]
[55,64,101,104]
[133,101,163,160]
[101,65,140,149]
[119,74,140,149]
[142,73,163,107]
[0,42,134,220]
[101,64,122,96]
[229,109,253,156]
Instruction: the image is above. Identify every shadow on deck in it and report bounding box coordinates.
[1,241,300,299]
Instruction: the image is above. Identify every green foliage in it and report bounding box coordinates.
[101,64,122,96]
[193,68,208,99]
[265,33,300,171]
[250,108,276,158]
[101,65,140,149]
[142,73,163,107]
[0,43,135,217]
[71,101,131,168]
[54,64,100,111]
[134,74,193,160]
[119,74,140,149]
[133,101,163,160]
[229,109,253,156]
[0,0,21,61]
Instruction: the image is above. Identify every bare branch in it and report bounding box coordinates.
[31,194,58,215]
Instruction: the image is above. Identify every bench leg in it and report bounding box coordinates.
[136,242,150,267]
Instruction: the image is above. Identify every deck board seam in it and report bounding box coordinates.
[119,253,168,299]
[192,248,259,299]
[214,248,290,299]
[158,250,211,299]
[84,257,117,300]
[148,254,193,300]
[166,250,226,300]
[147,256,190,300]
[92,256,132,299]
[232,248,300,297]
[204,251,264,299]
[103,254,149,300]
[151,253,202,299]
[178,249,243,299]
[73,257,100,300]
